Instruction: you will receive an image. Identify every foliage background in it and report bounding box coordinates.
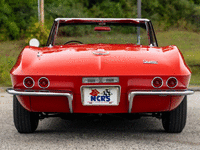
[0,0,200,86]
[0,0,200,41]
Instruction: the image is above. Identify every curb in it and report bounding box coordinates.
[0,87,10,93]
[188,87,200,91]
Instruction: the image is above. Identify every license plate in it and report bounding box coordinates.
[81,86,120,106]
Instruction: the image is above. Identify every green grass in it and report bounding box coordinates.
[0,40,25,86]
[56,33,148,45]
[156,30,200,65]
[0,30,200,86]
[0,56,16,86]
[0,40,25,57]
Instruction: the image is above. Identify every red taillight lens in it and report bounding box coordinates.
[152,77,163,88]
[23,77,34,88]
[38,77,49,88]
[167,77,178,88]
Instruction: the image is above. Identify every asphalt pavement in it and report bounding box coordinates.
[0,88,200,150]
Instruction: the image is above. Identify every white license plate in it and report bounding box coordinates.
[81,86,120,106]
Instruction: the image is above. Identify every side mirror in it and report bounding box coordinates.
[29,38,40,47]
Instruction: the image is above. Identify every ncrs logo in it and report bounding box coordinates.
[89,89,112,102]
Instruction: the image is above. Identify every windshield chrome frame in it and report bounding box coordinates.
[46,18,158,47]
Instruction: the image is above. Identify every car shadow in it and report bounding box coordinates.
[35,114,165,134]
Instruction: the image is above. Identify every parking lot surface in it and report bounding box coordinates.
[0,91,200,150]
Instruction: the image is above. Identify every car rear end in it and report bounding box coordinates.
[8,73,192,114]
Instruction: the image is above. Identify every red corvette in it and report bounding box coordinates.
[7,18,194,133]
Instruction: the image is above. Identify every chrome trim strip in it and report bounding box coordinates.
[6,88,73,113]
[82,77,119,83]
[55,18,150,22]
[128,90,194,113]
[82,77,100,83]
[102,77,119,83]
[80,85,121,106]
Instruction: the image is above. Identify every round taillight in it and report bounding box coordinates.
[167,77,178,88]
[23,77,35,88]
[152,77,163,88]
[38,77,50,88]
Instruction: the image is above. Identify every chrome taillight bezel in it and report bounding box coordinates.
[151,77,163,88]
[166,77,178,88]
[23,77,35,88]
[38,77,50,88]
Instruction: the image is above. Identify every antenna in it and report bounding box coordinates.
[137,0,141,45]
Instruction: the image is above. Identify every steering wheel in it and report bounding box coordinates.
[64,40,83,45]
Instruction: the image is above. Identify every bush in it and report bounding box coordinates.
[0,0,37,41]
[88,0,136,18]
[1,0,200,42]
[25,22,50,46]
[142,0,200,30]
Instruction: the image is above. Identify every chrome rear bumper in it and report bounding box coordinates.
[128,90,194,113]
[7,88,194,114]
[6,88,73,113]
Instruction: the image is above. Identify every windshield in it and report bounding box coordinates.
[54,23,149,46]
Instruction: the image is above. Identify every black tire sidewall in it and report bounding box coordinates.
[13,95,39,133]
[162,96,187,133]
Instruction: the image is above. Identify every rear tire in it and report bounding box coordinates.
[13,95,39,133]
[162,96,187,133]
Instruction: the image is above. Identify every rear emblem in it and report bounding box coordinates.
[93,49,109,55]
[90,89,100,96]
[143,60,158,64]
[89,89,112,102]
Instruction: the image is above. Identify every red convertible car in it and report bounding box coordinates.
[7,18,194,133]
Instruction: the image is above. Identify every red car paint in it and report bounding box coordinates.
[10,19,191,114]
